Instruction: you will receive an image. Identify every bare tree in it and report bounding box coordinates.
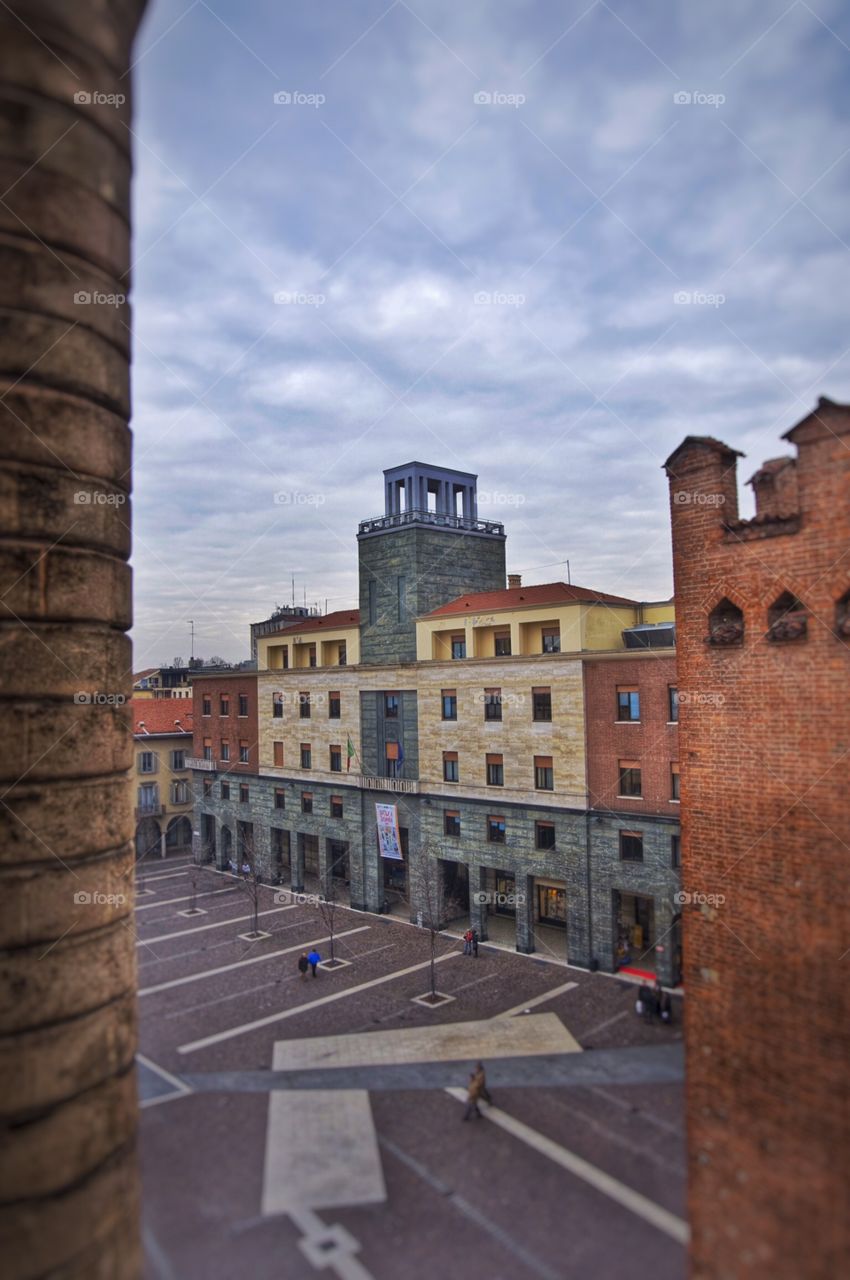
[183,849,209,915]
[316,846,348,967]
[405,842,463,1003]
[235,824,264,938]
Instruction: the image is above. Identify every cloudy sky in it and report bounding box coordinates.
[130,0,850,666]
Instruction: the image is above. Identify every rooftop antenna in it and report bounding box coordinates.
[187,619,195,661]
[291,575,294,606]
[566,560,571,584]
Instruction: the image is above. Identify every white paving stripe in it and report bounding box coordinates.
[444,1089,689,1244]
[139,905,296,946]
[496,981,578,1020]
[136,869,190,883]
[135,887,241,911]
[138,927,371,996]
[177,952,462,1055]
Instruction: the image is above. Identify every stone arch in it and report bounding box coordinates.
[135,817,162,861]
[767,591,807,642]
[707,597,744,646]
[165,815,192,852]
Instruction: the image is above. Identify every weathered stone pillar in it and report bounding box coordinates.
[0,2,147,1276]
[292,835,305,894]
[469,864,488,940]
[515,874,536,953]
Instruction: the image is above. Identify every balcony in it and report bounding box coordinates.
[135,803,164,819]
[186,757,216,771]
[357,508,504,538]
[357,774,419,795]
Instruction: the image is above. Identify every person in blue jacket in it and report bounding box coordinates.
[307,947,321,977]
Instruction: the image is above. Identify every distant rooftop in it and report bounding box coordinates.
[131,698,193,736]
[426,581,639,617]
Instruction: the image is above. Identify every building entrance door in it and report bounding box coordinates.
[615,891,656,969]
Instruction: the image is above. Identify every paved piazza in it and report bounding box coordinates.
[138,855,687,1279]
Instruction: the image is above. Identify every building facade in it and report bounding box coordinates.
[132,700,194,859]
[665,397,850,1279]
[191,462,681,982]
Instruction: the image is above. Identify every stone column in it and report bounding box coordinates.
[469,864,489,940]
[0,2,147,1276]
[292,834,306,893]
[515,874,536,953]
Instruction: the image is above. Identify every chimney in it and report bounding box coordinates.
[508,573,522,589]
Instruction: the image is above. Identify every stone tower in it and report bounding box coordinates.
[357,462,507,665]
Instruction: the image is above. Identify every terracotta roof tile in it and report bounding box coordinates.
[425,581,638,617]
[267,609,360,636]
[132,698,193,736]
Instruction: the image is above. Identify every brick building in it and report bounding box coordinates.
[665,396,850,1279]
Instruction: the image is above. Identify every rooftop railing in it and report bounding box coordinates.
[358,508,504,537]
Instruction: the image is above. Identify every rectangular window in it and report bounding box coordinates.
[616,687,640,721]
[202,737,212,762]
[220,696,229,716]
[397,575,407,622]
[672,834,681,868]
[369,579,378,626]
[170,750,185,771]
[171,781,188,804]
[487,815,506,843]
[330,745,342,772]
[444,810,461,837]
[532,687,552,722]
[308,644,316,668]
[451,634,466,660]
[618,760,642,797]
[302,791,313,814]
[299,692,311,719]
[384,693,399,719]
[203,778,213,797]
[534,755,554,791]
[138,782,159,811]
[338,643,347,665]
[239,784,249,804]
[620,830,644,862]
[483,688,502,721]
[273,692,284,719]
[300,743,311,769]
[220,781,230,800]
[441,689,457,720]
[330,796,344,819]
[202,696,211,717]
[329,691,341,719]
[669,686,679,723]
[494,630,511,656]
[220,741,230,763]
[541,627,560,654]
[671,762,680,801]
[139,751,155,773]
[443,751,459,783]
[274,788,286,810]
[486,753,504,786]
[273,741,284,767]
[238,742,249,764]
[238,693,249,717]
[536,820,556,850]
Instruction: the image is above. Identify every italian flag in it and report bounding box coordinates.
[346,736,356,772]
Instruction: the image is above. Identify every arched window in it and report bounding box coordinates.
[835,590,850,640]
[767,592,807,642]
[707,598,744,646]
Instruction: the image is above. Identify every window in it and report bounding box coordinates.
[273,741,284,767]
[330,745,342,772]
[443,751,459,782]
[300,743,311,769]
[483,688,502,721]
[330,795,343,819]
[368,579,378,626]
[620,831,644,862]
[220,741,230,763]
[441,689,457,720]
[494,630,511,656]
[451,634,466,660]
[672,834,681,868]
[299,692,311,719]
[486,753,504,786]
[668,686,679,722]
[308,644,317,668]
[170,749,185,770]
[384,693,399,719]
[487,815,506,843]
[220,781,230,800]
[202,696,211,717]
[338,643,347,665]
[618,760,642,797]
[238,693,248,717]
[671,762,680,802]
[767,591,807,643]
[616,687,640,721]
[534,755,554,791]
[138,782,158,812]
[301,791,313,814]
[532,687,552,722]
[273,692,283,719]
[202,778,212,797]
[171,781,188,804]
[139,751,156,773]
[220,696,229,716]
[239,741,249,764]
[444,810,461,837]
[708,597,744,646]
[541,627,560,654]
[536,820,555,850]
[329,691,341,719]
[397,575,407,622]
[239,784,249,804]
[274,788,285,810]
[202,737,212,762]
[385,740,402,778]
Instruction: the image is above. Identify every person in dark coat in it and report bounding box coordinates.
[637,982,654,1020]
[297,953,309,980]
[471,929,480,958]
[462,1069,484,1121]
[472,1061,492,1105]
[655,978,672,1022]
[307,947,321,977]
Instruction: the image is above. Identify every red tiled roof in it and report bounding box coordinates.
[267,609,360,637]
[132,698,193,737]
[426,581,638,617]
[133,668,159,682]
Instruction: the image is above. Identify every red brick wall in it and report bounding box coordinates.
[583,654,679,816]
[191,674,259,773]
[665,399,850,1280]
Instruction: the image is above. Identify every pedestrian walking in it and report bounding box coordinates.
[636,982,654,1020]
[462,1068,484,1121]
[655,978,672,1023]
[471,928,479,958]
[472,1061,492,1106]
[463,928,473,956]
[297,953,309,980]
[307,947,321,977]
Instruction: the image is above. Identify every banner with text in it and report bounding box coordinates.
[376,802,403,860]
